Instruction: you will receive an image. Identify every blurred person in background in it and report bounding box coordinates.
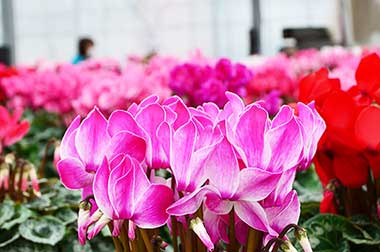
[72,38,94,64]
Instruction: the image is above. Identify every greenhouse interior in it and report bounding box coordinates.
[1,0,380,251]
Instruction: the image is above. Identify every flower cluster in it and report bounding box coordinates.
[57,92,324,251]
[299,53,380,216]
[2,47,377,124]
[169,58,253,107]
[245,46,380,110]
[0,64,19,102]
[0,56,176,121]
[247,54,297,100]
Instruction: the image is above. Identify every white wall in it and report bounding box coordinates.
[12,0,252,64]
[12,0,340,64]
[260,0,341,55]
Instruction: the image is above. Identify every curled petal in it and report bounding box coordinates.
[139,95,159,108]
[204,193,233,215]
[265,190,300,234]
[57,158,92,190]
[234,201,274,235]
[296,102,326,170]
[203,208,229,244]
[167,186,215,216]
[60,116,81,159]
[133,184,173,228]
[75,107,110,172]
[135,103,167,168]
[87,214,111,240]
[93,158,114,218]
[235,168,281,201]
[107,110,145,137]
[231,104,270,168]
[170,120,196,191]
[267,117,303,171]
[204,137,239,198]
[106,131,146,161]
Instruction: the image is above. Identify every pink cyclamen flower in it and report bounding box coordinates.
[169,118,223,193]
[0,106,29,153]
[294,102,326,171]
[167,136,282,235]
[107,96,171,169]
[88,154,173,239]
[168,92,325,248]
[57,107,146,198]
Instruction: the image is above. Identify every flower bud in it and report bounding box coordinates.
[13,166,21,191]
[53,141,61,168]
[295,227,313,252]
[190,217,214,251]
[112,220,123,237]
[78,199,93,245]
[4,153,16,168]
[280,240,298,252]
[20,171,28,192]
[0,162,9,190]
[78,207,91,245]
[89,209,103,224]
[87,214,111,240]
[28,163,41,197]
[128,220,136,240]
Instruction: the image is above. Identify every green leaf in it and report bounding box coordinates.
[89,235,114,252]
[25,196,51,210]
[0,239,55,252]
[19,216,65,246]
[55,207,77,225]
[302,214,352,252]
[294,165,323,203]
[100,226,112,237]
[0,227,20,248]
[60,233,92,252]
[0,201,15,226]
[46,186,81,210]
[1,239,36,252]
[345,215,380,245]
[299,201,320,224]
[2,205,33,230]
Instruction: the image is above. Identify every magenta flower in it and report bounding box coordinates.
[167,92,325,249]
[257,90,282,116]
[88,154,173,239]
[167,137,281,235]
[169,58,252,107]
[224,92,324,201]
[55,91,325,250]
[294,102,326,171]
[57,107,146,197]
[107,95,171,169]
[169,118,223,193]
[262,190,300,244]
